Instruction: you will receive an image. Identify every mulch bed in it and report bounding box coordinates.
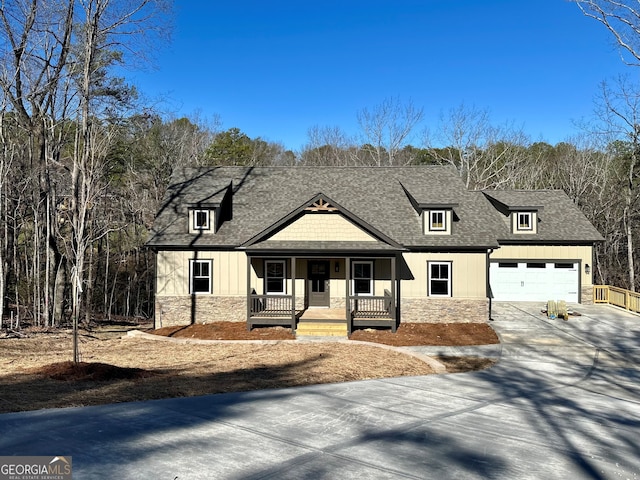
[152,322,296,340]
[150,321,499,347]
[350,322,499,346]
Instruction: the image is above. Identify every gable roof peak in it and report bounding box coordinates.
[304,193,339,212]
[241,191,403,249]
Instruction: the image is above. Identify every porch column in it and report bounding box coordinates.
[345,257,351,334]
[391,254,398,332]
[246,254,252,330]
[395,253,401,332]
[291,256,297,332]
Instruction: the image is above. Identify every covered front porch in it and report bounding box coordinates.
[246,253,400,334]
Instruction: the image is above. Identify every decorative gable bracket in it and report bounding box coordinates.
[305,198,338,212]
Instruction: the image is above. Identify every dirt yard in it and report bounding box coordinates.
[0,323,499,413]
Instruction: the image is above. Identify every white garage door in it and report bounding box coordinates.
[490,261,579,303]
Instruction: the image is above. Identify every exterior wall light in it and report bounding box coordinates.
[585,264,590,275]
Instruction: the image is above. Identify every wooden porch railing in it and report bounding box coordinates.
[349,290,394,318]
[249,294,294,317]
[594,285,640,314]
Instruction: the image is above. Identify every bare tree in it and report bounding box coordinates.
[0,108,15,328]
[551,136,607,204]
[122,114,218,227]
[64,0,170,362]
[92,113,218,320]
[590,76,640,290]
[424,104,531,189]
[570,142,627,286]
[0,0,75,327]
[357,97,424,166]
[0,0,170,355]
[300,125,355,165]
[574,0,640,65]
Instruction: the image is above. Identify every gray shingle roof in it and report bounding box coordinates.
[481,190,544,210]
[146,166,603,251]
[482,190,604,243]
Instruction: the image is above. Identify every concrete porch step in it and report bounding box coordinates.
[296,322,348,337]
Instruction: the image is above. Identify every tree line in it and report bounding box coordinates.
[1,0,639,331]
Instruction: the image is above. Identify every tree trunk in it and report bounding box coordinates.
[627,214,635,291]
[103,235,110,319]
[85,241,95,324]
[627,148,637,292]
[53,257,66,327]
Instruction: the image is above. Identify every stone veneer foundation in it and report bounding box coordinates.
[400,298,489,323]
[581,286,594,305]
[155,296,246,328]
[155,296,491,327]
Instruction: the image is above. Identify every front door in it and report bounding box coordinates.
[308,260,330,307]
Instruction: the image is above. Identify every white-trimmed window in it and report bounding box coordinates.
[517,212,533,231]
[190,259,212,294]
[265,260,286,294]
[193,209,211,230]
[429,210,446,231]
[352,260,373,296]
[428,261,451,297]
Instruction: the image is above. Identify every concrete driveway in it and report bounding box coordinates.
[1,303,639,479]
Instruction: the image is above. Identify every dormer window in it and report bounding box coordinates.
[513,211,537,234]
[429,210,446,231]
[189,208,216,233]
[423,209,452,235]
[193,210,211,230]
[517,212,532,231]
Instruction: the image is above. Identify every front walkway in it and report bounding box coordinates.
[1,303,639,479]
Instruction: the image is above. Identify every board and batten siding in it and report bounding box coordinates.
[401,252,488,299]
[489,245,594,288]
[156,250,252,297]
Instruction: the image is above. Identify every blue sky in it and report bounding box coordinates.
[132,0,631,151]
